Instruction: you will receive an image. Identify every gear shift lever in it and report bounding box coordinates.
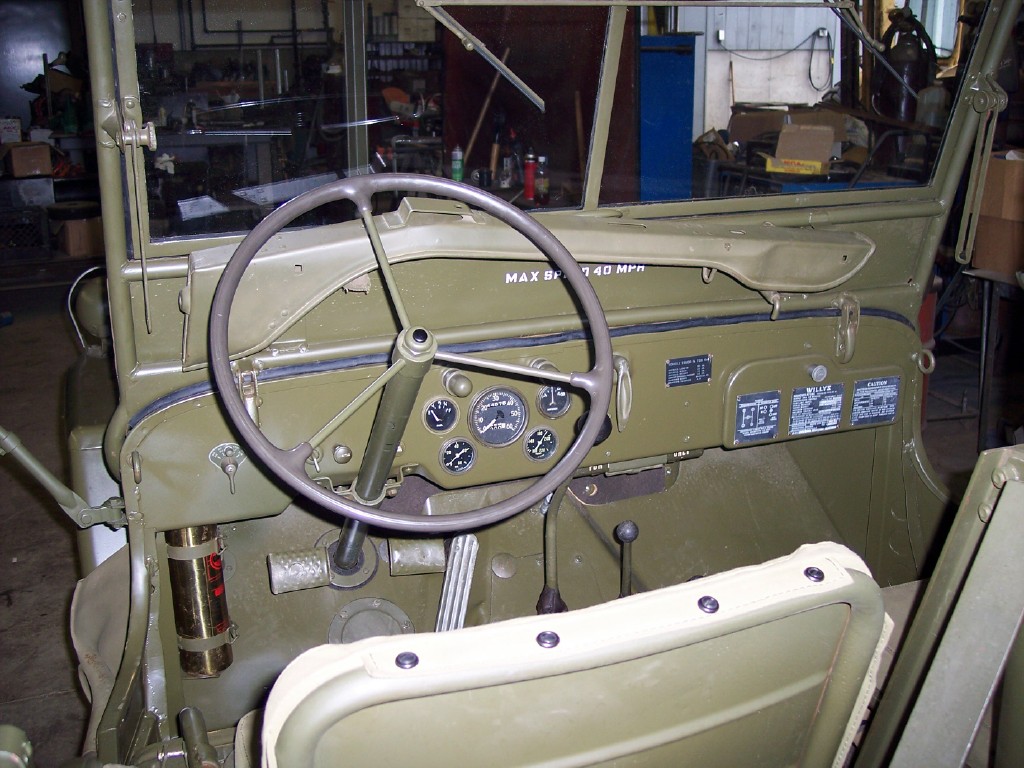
[615,520,639,598]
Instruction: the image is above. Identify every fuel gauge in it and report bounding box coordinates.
[424,397,459,433]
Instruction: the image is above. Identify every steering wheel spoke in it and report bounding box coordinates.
[360,207,412,330]
[434,350,576,387]
[209,174,612,534]
[307,359,408,451]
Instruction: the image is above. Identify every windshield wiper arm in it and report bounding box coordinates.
[423,6,546,112]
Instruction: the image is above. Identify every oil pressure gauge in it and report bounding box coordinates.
[423,397,458,433]
[440,438,476,474]
[524,427,558,462]
[469,387,528,447]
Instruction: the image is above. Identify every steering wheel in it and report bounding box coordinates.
[210,174,613,534]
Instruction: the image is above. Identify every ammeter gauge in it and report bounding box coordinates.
[469,387,528,447]
[537,385,571,418]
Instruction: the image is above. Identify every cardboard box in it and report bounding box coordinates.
[973,216,1024,275]
[728,110,786,143]
[789,108,848,141]
[58,216,105,258]
[2,142,53,178]
[762,124,834,175]
[971,150,1024,276]
[979,151,1024,221]
[0,118,21,144]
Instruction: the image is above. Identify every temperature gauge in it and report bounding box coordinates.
[524,428,558,462]
[423,397,459,433]
[537,385,571,418]
[440,438,476,474]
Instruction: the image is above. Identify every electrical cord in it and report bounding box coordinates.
[719,27,835,91]
[809,29,835,91]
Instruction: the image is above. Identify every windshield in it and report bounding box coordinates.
[128,1,974,244]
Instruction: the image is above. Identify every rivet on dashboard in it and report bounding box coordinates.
[332,445,352,464]
[698,595,719,614]
[395,652,419,669]
[536,631,560,648]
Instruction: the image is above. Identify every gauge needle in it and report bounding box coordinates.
[453,448,469,459]
[480,418,497,433]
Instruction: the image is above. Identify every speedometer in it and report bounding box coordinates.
[469,387,528,447]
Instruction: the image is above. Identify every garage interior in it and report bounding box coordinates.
[0,1,1023,765]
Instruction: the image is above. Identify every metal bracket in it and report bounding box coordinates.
[833,294,859,364]
[235,367,261,427]
[761,290,784,320]
[955,74,1008,265]
[967,72,1009,115]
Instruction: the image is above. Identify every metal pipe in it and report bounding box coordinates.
[178,707,218,768]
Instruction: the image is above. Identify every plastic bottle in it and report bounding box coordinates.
[535,156,550,205]
[523,150,537,201]
[451,144,464,182]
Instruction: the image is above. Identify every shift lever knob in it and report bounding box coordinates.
[615,520,639,598]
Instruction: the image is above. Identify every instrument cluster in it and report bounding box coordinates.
[422,383,574,475]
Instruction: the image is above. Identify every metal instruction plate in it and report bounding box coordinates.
[666,354,712,387]
[851,376,901,426]
[734,390,781,444]
[789,383,845,436]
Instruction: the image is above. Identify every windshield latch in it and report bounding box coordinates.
[235,365,261,427]
[833,294,860,364]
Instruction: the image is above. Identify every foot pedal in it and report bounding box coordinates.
[435,534,479,632]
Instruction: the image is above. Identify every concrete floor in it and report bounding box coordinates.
[0,282,1017,765]
[0,285,90,765]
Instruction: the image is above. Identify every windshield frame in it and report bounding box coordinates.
[94,0,1013,263]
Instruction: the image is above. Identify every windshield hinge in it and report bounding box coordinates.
[967,72,1009,115]
[833,294,860,364]
[955,74,1009,265]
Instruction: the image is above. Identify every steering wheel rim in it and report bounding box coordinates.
[210,174,613,534]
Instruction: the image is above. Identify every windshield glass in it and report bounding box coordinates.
[133,2,603,242]
[130,1,973,243]
[600,4,975,205]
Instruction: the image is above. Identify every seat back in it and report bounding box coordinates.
[262,542,889,768]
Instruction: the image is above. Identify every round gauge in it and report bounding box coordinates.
[537,384,571,418]
[423,397,459,433]
[469,387,528,447]
[440,438,476,474]
[524,427,558,462]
